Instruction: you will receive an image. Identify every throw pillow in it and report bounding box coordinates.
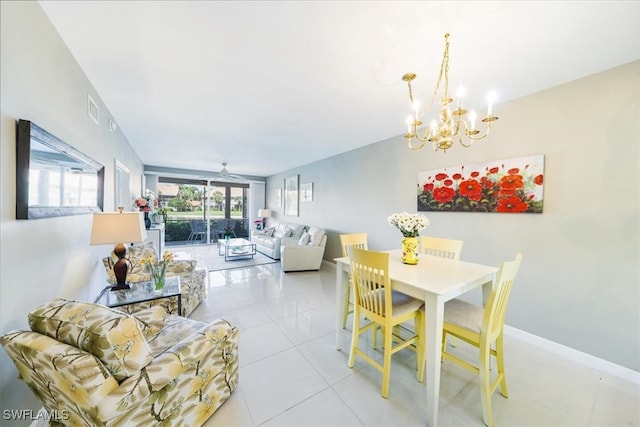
[298,232,311,245]
[103,241,156,284]
[263,227,275,237]
[307,227,325,246]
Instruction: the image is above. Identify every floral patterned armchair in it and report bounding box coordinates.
[102,242,207,317]
[1,298,238,426]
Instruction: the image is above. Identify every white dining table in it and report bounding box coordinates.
[335,249,497,427]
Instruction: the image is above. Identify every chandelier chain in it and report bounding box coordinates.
[436,33,450,108]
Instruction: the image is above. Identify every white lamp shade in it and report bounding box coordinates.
[258,209,271,218]
[90,212,147,245]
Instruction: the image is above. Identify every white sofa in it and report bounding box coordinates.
[251,222,327,272]
[281,226,327,272]
[251,222,306,259]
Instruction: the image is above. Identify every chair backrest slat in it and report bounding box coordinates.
[340,233,368,257]
[347,246,390,318]
[483,253,523,339]
[420,236,464,260]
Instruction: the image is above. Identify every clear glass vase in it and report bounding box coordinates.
[154,271,165,294]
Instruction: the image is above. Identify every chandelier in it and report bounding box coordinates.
[402,33,498,151]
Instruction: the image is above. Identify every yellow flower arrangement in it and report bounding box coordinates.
[140,251,174,291]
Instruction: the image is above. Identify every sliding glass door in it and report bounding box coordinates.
[156,177,249,246]
[157,178,208,245]
[208,181,249,241]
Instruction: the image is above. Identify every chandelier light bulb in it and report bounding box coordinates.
[457,85,465,108]
[469,110,477,129]
[412,100,420,119]
[487,91,497,116]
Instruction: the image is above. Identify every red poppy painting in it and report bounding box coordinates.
[417,155,544,213]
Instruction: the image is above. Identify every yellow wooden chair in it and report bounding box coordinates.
[418,236,464,346]
[339,233,368,329]
[442,253,523,427]
[420,235,464,259]
[347,246,425,398]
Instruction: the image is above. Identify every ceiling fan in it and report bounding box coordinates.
[211,162,247,183]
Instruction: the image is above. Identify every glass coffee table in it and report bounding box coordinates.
[95,275,181,315]
[218,238,257,261]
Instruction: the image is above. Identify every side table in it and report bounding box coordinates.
[95,275,182,315]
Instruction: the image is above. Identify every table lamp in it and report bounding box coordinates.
[90,208,147,290]
[258,208,271,229]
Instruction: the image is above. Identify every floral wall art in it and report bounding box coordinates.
[417,154,544,213]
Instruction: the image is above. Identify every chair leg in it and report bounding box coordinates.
[496,334,508,398]
[341,286,351,329]
[479,343,494,427]
[348,312,360,368]
[441,330,447,362]
[415,313,425,383]
[381,325,393,399]
[373,324,380,349]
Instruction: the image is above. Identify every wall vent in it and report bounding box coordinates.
[88,94,99,124]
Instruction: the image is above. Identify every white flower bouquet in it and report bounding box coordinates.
[387,212,429,237]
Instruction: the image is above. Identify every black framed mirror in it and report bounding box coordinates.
[16,119,104,219]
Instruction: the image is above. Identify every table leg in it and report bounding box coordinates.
[425,294,444,427]
[481,275,495,307]
[335,263,348,350]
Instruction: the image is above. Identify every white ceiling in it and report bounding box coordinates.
[38,1,639,177]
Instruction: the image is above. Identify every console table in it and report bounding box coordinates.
[145,223,165,255]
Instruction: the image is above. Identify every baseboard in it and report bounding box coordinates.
[321,259,337,270]
[504,325,640,385]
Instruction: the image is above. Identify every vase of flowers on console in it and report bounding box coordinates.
[388,212,429,265]
[141,251,174,293]
[135,192,157,229]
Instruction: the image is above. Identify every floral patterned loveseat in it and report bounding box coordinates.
[102,242,207,317]
[0,298,238,426]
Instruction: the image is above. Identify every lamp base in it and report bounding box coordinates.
[112,242,130,292]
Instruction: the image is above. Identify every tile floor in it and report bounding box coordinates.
[190,260,639,427]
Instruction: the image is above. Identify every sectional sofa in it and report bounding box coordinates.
[251,221,327,272]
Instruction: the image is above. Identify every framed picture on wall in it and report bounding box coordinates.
[114,159,130,210]
[417,154,545,213]
[284,175,299,216]
[276,188,282,207]
[301,183,313,202]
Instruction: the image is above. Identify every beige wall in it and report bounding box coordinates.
[0,1,145,413]
[266,61,640,371]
